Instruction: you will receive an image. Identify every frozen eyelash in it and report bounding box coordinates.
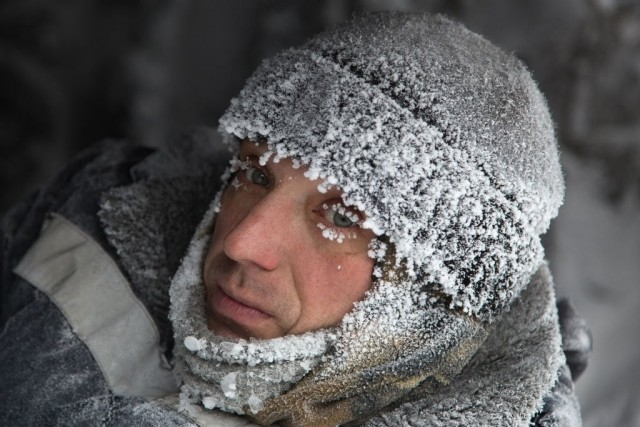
[317,223,346,243]
[330,203,361,224]
[317,223,358,244]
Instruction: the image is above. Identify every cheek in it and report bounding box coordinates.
[301,252,374,316]
[338,255,375,298]
[209,189,247,249]
[204,195,238,276]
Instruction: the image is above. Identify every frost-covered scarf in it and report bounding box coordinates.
[169,190,561,427]
[170,190,488,425]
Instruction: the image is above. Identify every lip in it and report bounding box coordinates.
[210,283,273,326]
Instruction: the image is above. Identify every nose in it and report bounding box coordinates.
[222,194,290,271]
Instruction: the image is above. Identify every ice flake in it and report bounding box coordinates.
[303,167,321,181]
[321,227,345,243]
[220,372,239,399]
[247,395,264,413]
[184,336,204,352]
[362,218,384,236]
[299,360,311,371]
[202,396,217,410]
[317,181,331,193]
[258,150,273,166]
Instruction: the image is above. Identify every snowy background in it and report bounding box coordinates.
[1,1,638,425]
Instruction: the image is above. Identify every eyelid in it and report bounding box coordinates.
[320,200,364,227]
[239,156,271,185]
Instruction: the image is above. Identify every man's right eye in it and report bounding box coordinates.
[244,166,269,187]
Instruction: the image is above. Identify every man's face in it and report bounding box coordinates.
[203,141,376,340]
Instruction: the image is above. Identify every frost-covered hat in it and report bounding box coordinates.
[219,12,564,321]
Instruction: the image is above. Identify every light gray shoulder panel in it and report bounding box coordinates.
[14,214,178,398]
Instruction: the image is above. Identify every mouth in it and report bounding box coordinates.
[207,283,273,338]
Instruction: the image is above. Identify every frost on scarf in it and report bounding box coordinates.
[219,12,564,321]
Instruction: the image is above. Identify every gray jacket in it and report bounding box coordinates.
[0,132,587,426]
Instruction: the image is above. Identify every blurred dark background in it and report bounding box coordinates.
[1,1,639,425]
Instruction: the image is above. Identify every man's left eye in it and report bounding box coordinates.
[323,204,360,228]
[245,166,269,187]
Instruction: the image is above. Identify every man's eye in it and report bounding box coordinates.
[244,166,269,187]
[323,204,360,228]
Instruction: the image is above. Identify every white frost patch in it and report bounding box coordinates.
[361,218,385,236]
[303,167,321,181]
[184,336,205,352]
[247,395,264,413]
[258,150,273,166]
[300,360,311,371]
[202,396,217,410]
[220,372,239,399]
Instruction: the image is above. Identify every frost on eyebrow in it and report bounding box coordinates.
[227,156,249,175]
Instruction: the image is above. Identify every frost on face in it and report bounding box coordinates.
[171,223,338,415]
[230,176,241,190]
[317,223,344,243]
[168,170,342,415]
